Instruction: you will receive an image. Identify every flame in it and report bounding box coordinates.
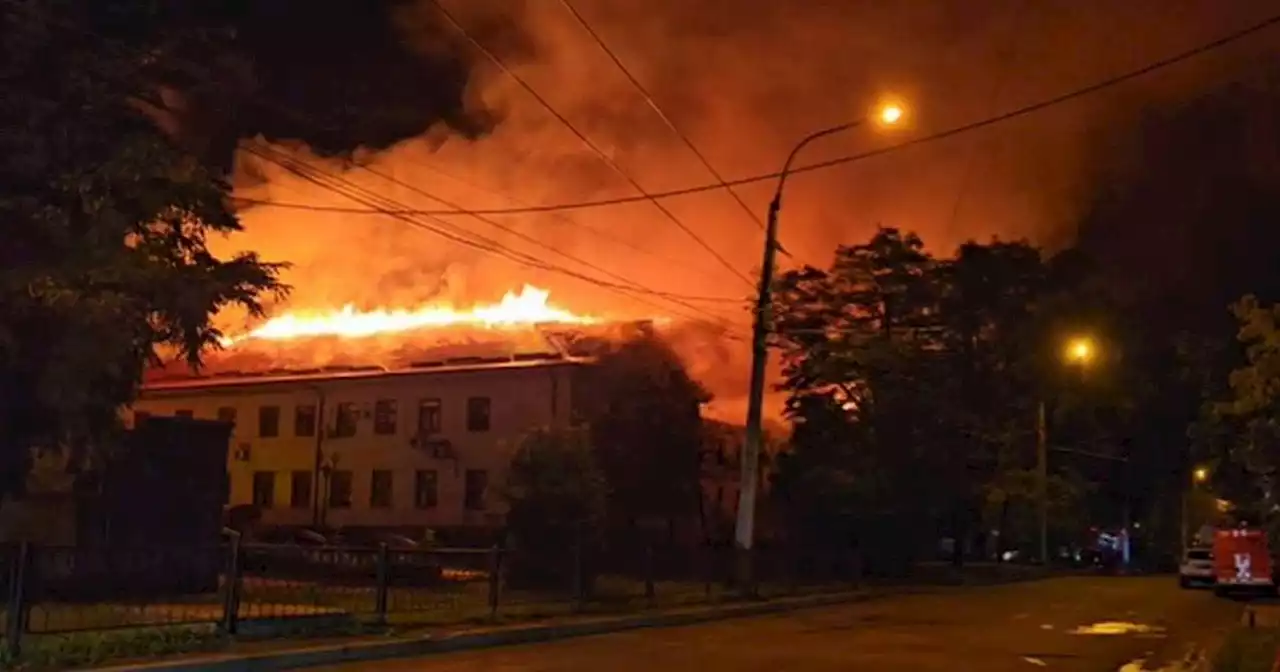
[224,285,597,345]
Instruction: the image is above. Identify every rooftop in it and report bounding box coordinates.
[141,321,657,393]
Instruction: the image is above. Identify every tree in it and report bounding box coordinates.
[0,1,286,501]
[772,228,1119,565]
[772,228,950,570]
[1195,295,1280,522]
[503,426,608,588]
[581,333,710,541]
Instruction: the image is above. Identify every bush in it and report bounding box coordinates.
[502,427,608,590]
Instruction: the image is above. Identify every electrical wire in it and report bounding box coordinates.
[250,142,753,326]
[3,1,754,336]
[352,161,747,304]
[245,142,753,339]
[552,0,796,259]
[428,0,756,288]
[245,9,1280,217]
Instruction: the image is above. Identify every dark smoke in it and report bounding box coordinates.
[126,0,534,169]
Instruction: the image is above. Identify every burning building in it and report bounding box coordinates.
[131,286,654,539]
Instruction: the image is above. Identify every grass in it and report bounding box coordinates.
[1213,626,1280,672]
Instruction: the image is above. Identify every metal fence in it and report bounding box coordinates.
[1,539,865,657]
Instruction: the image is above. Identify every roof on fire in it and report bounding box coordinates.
[140,321,657,395]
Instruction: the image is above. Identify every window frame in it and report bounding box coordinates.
[463,469,488,511]
[417,398,442,435]
[414,469,439,509]
[294,404,317,437]
[333,402,358,438]
[373,399,398,436]
[258,405,281,438]
[289,470,313,510]
[370,469,394,509]
[328,470,354,509]
[465,397,491,433]
[251,471,276,509]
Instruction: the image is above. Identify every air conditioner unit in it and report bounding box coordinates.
[233,443,251,461]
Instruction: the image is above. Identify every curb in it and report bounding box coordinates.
[92,590,884,672]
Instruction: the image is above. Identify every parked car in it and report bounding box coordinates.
[1179,547,1214,588]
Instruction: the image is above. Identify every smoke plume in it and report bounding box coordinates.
[210,0,1280,422]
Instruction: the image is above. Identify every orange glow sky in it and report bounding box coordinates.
[214,0,1280,423]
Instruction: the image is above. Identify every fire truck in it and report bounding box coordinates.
[1211,527,1276,597]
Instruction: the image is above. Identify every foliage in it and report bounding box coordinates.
[1194,295,1280,520]
[0,1,286,499]
[502,425,608,589]
[582,334,710,534]
[772,227,1110,565]
[504,426,609,545]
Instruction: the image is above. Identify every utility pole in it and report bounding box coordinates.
[734,106,904,592]
[733,194,781,592]
[1036,399,1048,565]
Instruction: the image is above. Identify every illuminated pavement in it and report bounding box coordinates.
[314,575,1242,671]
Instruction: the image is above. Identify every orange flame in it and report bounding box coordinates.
[224,285,597,345]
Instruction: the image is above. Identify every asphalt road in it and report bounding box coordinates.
[315,576,1242,672]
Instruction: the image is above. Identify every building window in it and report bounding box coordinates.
[466,397,491,433]
[290,471,312,509]
[373,399,397,435]
[294,404,317,437]
[370,470,393,508]
[174,409,194,419]
[414,470,438,509]
[417,398,442,435]
[216,406,237,425]
[252,471,275,509]
[258,405,280,438]
[333,402,358,438]
[328,470,353,509]
[132,411,152,427]
[464,469,488,511]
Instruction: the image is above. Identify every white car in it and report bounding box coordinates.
[1179,547,1215,588]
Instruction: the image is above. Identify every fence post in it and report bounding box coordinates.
[5,542,31,660]
[374,543,390,626]
[571,532,584,613]
[220,531,242,636]
[487,544,503,621]
[644,543,656,605]
[703,545,713,602]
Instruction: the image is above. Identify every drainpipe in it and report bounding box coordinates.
[308,385,326,529]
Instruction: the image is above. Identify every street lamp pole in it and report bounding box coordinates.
[734,119,868,590]
[1036,399,1048,565]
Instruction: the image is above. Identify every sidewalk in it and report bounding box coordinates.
[88,588,900,672]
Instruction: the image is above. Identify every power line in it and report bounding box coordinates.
[3,1,752,335]
[552,0,797,260]
[245,9,1280,218]
[360,157,724,274]
[352,161,747,305]
[428,0,755,288]
[246,142,752,338]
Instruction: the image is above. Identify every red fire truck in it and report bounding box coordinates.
[1212,527,1276,597]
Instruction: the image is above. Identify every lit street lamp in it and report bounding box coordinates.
[1037,335,1096,565]
[1183,465,1210,550]
[735,100,907,590]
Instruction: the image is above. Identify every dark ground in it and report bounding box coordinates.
[314,576,1242,671]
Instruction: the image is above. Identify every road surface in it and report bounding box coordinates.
[316,576,1241,671]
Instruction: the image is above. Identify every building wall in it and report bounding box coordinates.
[131,362,581,533]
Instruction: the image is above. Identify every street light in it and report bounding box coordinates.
[1065,337,1094,365]
[1037,334,1098,565]
[734,100,908,590]
[1183,465,1210,550]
